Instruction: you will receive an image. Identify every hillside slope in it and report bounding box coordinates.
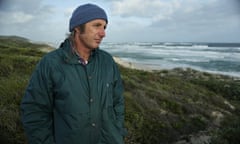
[0,36,240,144]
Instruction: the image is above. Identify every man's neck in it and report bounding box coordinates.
[75,47,91,61]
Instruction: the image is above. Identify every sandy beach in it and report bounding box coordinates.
[113,57,153,71]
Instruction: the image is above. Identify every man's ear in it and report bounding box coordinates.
[74,27,80,34]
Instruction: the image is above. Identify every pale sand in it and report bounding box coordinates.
[113,57,153,71]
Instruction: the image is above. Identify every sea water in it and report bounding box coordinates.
[101,42,240,77]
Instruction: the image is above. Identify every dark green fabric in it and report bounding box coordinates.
[21,39,127,144]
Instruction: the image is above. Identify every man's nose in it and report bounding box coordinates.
[99,28,106,37]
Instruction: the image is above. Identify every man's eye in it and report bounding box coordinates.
[94,24,101,27]
[93,23,106,29]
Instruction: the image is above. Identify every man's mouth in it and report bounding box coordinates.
[95,39,101,44]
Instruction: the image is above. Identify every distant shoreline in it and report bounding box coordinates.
[113,56,240,79]
[113,57,154,71]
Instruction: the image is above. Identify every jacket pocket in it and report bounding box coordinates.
[54,112,89,144]
[100,107,124,144]
[58,128,86,144]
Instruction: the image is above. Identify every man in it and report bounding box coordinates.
[21,3,127,144]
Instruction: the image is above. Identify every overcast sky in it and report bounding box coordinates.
[0,0,239,46]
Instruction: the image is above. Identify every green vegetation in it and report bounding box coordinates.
[0,36,240,144]
[0,36,49,144]
[122,67,240,144]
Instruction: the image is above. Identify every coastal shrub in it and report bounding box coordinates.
[0,47,22,54]
[0,74,28,144]
[211,115,240,144]
[0,36,44,144]
[22,48,45,57]
[0,54,40,76]
[190,77,240,101]
[11,55,39,74]
[0,47,45,57]
[140,116,172,144]
[119,65,240,143]
[0,62,13,77]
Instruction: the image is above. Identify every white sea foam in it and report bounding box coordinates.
[102,42,240,77]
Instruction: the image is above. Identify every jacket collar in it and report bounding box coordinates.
[60,38,98,64]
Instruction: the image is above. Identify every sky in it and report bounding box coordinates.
[0,0,239,46]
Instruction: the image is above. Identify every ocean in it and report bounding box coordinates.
[101,42,240,77]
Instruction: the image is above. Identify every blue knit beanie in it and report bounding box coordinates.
[69,3,108,32]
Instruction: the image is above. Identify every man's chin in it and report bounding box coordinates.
[94,43,100,48]
[90,45,99,50]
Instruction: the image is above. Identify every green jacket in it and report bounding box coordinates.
[21,39,127,144]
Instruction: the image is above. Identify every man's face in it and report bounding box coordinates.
[77,19,107,50]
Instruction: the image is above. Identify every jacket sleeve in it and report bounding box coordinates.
[112,62,128,137]
[20,57,55,144]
